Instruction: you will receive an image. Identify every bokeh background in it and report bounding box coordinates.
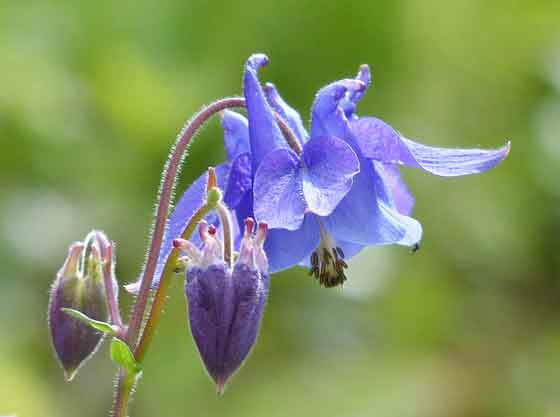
[1,0,560,416]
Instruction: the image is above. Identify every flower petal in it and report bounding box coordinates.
[244,54,287,173]
[336,239,365,260]
[264,82,308,143]
[310,78,366,140]
[351,116,511,177]
[253,148,306,230]
[221,110,250,161]
[340,64,371,119]
[302,135,360,217]
[223,152,252,209]
[323,159,422,247]
[380,163,415,216]
[265,214,321,273]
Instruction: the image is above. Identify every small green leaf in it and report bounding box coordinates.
[110,338,142,375]
[61,308,117,335]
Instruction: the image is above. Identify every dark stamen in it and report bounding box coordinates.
[308,245,348,288]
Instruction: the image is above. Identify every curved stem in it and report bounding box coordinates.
[126,97,245,348]
[114,96,303,417]
[126,97,302,349]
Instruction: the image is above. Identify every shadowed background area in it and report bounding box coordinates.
[1,1,560,416]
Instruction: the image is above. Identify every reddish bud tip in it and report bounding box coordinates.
[173,238,187,249]
[244,218,255,236]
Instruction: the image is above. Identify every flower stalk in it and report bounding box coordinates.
[126,98,247,349]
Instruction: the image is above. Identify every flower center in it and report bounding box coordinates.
[309,224,348,288]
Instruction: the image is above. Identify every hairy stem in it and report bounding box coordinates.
[114,96,301,417]
[126,97,245,348]
[112,370,132,417]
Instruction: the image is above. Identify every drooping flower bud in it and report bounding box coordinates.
[48,231,113,381]
[178,217,269,393]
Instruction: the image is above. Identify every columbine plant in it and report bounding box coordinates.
[47,53,510,417]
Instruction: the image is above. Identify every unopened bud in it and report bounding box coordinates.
[182,216,269,393]
[48,231,114,381]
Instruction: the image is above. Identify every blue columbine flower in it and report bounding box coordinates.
[135,53,509,291]
[244,54,423,286]
[245,53,509,286]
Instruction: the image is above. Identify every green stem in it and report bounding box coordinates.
[112,370,133,417]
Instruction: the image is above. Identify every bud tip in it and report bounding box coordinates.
[207,167,217,191]
[216,378,227,396]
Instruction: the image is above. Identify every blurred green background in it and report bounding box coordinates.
[1,0,560,416]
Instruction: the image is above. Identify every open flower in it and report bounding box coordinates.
[245,54,423,284]
[138,53,509,291]
[245,54,509,285]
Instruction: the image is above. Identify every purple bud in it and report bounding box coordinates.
[48,231,113,381]
[180,218,269,393]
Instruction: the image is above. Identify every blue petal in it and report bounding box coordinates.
[265,214,321,273]
[223,152,252,209]
[310,78,366,141]
[340,65,371,120]
[221,111,250,161]
[244,54,287,173]
[253,148,306,230]
[380,163,415,216]
[351,116,511,177]
[323,159,422,247]
[302,135,360,217]
[337,239,365,260]
[263,82,309,143]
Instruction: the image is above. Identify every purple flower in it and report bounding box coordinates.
[139,53,510,291]
[178,218,269,393]
[244,54,509,285]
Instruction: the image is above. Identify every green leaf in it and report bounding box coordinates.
[110,338,142,376]
[61,308,117,335]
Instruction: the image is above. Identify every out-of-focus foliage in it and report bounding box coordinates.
[1,1,559,416]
